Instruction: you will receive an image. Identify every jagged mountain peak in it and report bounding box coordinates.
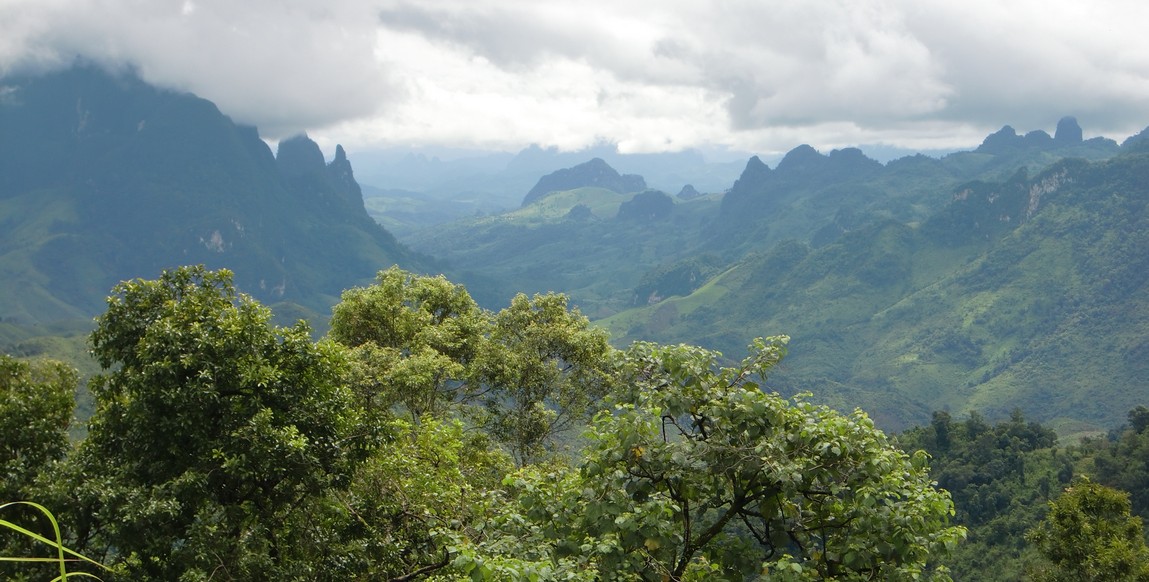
[1055,116,1083,143]
[775,144,824,173]
[976,117,1104,154]
[276,133,326,178]
[0,65,422,324]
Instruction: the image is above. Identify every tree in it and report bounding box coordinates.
[0,355,75,502]
[66,266,360,580]
[1129,406,1149,435]
[335,418,513,581]
[476,292,616,464]
[468,338,965,580]
[329,266,487,422]
[1,355,77,580]
[330,270,616,465]
[1026,478,1149,581]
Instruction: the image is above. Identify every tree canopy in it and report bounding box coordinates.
[3,266,967,580]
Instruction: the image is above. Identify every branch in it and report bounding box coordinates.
[388,550,451,582]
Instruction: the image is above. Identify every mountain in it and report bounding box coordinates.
[0,65,425,333]
[406,117,1145,433]
[602,150,1149,433]
[522,158,646,206]
[351,143,747,227]
[407,183,723,316]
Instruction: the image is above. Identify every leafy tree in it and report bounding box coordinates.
[330,270,616,465]
[468,338,965,580]
[1,355,77,580]
[1026,478,1149,581]
[476,292,616,464]
[329,266,487,422]
[1084,407,1149,527]
[64,266,360,580]
[334,418,513,580]
[896,409,1064,580]
[1129,406,1149,435]
[0,355,75,501]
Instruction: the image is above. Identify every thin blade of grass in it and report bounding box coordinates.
[0,502,111,571]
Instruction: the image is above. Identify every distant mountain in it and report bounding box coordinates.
[522,158,646,206]
[350,144,748,226]
[0,65,425,330]
[413,116,1145,434]
[603,150,1149,433]
[709,125,1126,256]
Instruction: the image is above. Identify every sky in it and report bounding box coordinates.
[3,0,1149,159]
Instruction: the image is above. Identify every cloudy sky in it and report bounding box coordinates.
[4,0,1149,158]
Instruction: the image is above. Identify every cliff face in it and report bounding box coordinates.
[0,65,422,324]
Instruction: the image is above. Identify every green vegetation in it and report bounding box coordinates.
[410,187,722,315]
[1026,479,1149,581]
[1,501,110,580]
[599,151,1149,433]
[3,266,967,580]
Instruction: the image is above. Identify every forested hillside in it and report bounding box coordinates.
[605,148,1149,432]
[410,123,1149,434]
[0,65,425,339]
[4,267,1149,580]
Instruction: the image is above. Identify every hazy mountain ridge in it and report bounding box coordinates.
[602,151,1149,432]
[415,119,1132,320]
[0,65,425,332]
[5,64,1148,437]
[521,157,647,206]
[410,117,1149,433]
[353,144,747,235]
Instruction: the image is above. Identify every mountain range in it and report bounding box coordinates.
[0,65,426,342]
[4,64,1149,436]
[412,121,1149,434]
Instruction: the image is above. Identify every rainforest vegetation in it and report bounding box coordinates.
[3,266,1148,580]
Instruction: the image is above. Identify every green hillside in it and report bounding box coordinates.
[409,186,723,315]
[605,152,1149,433]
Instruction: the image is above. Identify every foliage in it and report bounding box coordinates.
[333,418,513,580]
[468,338,965,580]
[330,269,617,465]
[330,266,487,421]
[607,152,1149,433]
[1086,408,1149,519]
[64,266,360,580]
[476,292,616,464]
[1,357,86,580]
[896,410,1067,580]
[0,355,75,501]
[1025,478,1149,581]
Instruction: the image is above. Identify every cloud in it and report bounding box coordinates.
[3,0,1149,154]
[0,0,394,137]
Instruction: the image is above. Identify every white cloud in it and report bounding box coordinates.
[0,0,394,137]
[3,0,1149,154]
